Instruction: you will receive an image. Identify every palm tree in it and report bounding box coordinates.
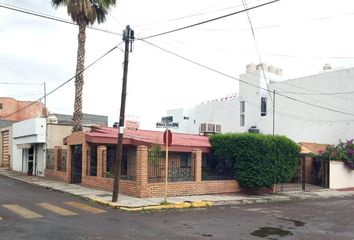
[51,0,116,132]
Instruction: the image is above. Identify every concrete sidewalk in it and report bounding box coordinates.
[1,167,354,211]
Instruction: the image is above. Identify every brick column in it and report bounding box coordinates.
[54,146,62,171]
[136,145,148,197]
[82,144,89,177]
[97,146,107,178]
[193,149,202,183]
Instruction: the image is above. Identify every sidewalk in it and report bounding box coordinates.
[1,167,354,211]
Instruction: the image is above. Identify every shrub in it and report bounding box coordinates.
[209,133,300,188]
[320,139,354,169]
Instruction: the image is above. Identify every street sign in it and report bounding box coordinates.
[163,129,172,147]
[156,122,179,128]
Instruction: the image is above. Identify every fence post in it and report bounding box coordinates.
[302,155,306,191]
[193,149,202,183]
[97,146,106,178]
[136,145,148,197]
[54,146,62,171]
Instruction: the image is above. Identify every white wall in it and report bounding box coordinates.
[194,97,240,133]
[12,146,23,173]
[260,68,354,144]
[12,118,46,175]
[13,117,46,144]
[35,144,45,176]
[330,161,354,189]
[164,66,354,144]
[166,108,197,134]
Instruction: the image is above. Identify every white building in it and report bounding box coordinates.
[12,118,46,176]
[164,64,354,144]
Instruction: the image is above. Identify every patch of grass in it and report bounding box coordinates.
[160,200,171,205]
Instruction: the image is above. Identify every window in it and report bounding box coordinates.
[240,101,245,113]
[183,116,189,120]
[240,114,245,127]
[261,97,267,116]
[89,145,97,176]
[0,103,2,110]
[180,153,191,168]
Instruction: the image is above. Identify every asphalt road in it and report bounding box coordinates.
[0,175,354,240]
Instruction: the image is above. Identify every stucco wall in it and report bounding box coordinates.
[260,68,354,144]
[47,124,72,149]
[329,161,354,189]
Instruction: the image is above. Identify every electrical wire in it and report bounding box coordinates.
[134,0,262,30]
[0,42,123,119]
[0,82,43,85]
[241,0,272,103]
[140,39,354,117]
[0,2,122,36]
[137,0,280,40]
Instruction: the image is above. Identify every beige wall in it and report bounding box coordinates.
[46,124,72,149]
[330,161,354,189]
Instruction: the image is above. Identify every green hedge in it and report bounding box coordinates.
[209,133,300,188]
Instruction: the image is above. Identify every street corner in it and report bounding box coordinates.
[89,196,120,209]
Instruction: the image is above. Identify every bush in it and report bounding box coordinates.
[209,133,300,188]
[320,139,354,169]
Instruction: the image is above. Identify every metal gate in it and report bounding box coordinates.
[71,145,82,184]
[274,156,329,192]
[1,131,9,167]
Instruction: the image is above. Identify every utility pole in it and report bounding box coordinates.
[112,25,135,202]
[43,82,47,116]
[272,90,275,135]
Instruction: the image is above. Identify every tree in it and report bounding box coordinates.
[51,0,116,131]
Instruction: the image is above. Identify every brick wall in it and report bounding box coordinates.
[0,97,46,121]
[45,169,70,182]
[141,180,239,198]
[45,137,241,198]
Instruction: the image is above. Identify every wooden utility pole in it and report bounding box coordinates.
[112,25,134,202]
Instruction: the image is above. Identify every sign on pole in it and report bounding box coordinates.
[163,129,172,147]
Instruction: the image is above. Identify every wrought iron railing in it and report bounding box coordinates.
[58,149,67,172]
[202,153,234,181]
[102,146,136,181]
[148,151,195,183]
[46,149,55,170]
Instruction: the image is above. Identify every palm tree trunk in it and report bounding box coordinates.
[73,19,86,132]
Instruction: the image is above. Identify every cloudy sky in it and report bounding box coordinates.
[1,0,354,128]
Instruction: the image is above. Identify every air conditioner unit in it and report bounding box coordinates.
[215,124,222,133]
[248,126,260,133]
[200,123,215,133]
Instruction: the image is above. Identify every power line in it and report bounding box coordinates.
[0,42,122,119]
[189,11,354,32]
[0,2,122,36]
[242,69,354,103]
[241,0,272,103]
[137,0,280,40]
[134,0,262,29]
[140,39,354,117]
[0,82,43,85]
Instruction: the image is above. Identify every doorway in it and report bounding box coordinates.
[27,146,34,176]
[71,145,82,184]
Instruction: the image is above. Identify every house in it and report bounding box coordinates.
[10,113,108,176]
[45,126,238,198]
[164,64,354,144]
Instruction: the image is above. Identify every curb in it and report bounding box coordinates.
[89,196,212,211]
